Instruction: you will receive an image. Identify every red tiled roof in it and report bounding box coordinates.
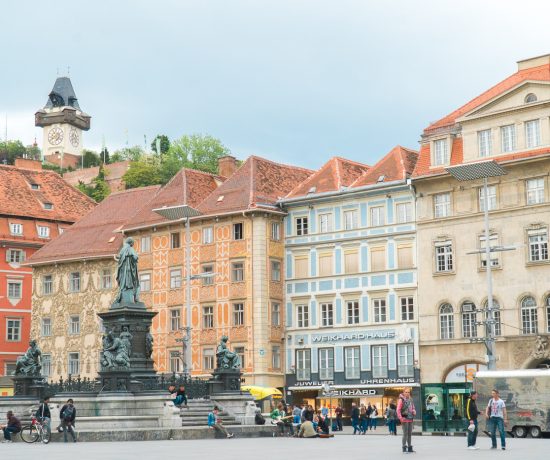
[63,161,130,192]
[122,168,224,230]
[198,156,314,215]
[286,157,369,198]
[27,186,160,265]
[351,146,418,187]
[0,164,96,222]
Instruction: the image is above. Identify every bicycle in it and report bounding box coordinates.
[20,416,51,444]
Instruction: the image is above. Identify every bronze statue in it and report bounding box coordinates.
[101,330,130,368]
[119,326,133,356]
[15,340,42,376]
[216,336,241,369]
[114,237,140,304]
[145,327,154,359]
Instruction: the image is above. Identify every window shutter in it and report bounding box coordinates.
[318,253,333,277]
[397,245,413,269]
[371,247,386,271]
[5,250,10,263]
[344,251,359,273]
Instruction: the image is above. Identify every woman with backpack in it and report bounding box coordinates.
[59,398,77,443]
[397,389,416,453]
[387,401,398,435]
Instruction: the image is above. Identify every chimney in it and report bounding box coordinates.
[14,158,42,171]
[517,54,550,71]
[218,155,237,178]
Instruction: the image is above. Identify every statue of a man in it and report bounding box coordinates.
[114,237,140,305]
[101,330,130,368]
[15,340,42,376]
[216,336,241,370]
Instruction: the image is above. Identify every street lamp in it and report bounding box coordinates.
[446,161,509,371]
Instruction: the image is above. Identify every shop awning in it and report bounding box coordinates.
[242,385,283,400]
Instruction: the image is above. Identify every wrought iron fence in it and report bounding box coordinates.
[143,373,210,399]
[44,375,101,394]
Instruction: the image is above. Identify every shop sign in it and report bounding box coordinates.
[445,363,487,383]
[311,330,396,343]
[293,380,334,387]
[360,377,416,385]
[332,388,378,397]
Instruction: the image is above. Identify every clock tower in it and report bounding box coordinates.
[35,76,91,169]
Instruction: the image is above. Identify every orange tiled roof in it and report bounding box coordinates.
[286,157,369,198]
[351,146,418,187]
[27,186,161,265]
[0,164,96,222]
[63,161,130,191]
[198,156,314,215]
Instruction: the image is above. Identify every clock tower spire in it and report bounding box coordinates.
[35,76,91,169]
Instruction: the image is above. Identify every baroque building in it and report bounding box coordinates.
[413,54,550,429]
[280,150,420,412]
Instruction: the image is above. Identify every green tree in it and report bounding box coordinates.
[25,144,41,160]
[122,160,161,189]
[82,149,101,168]
[0,140,28,164]
[151,134,170,155]
[76,165,110,202]
[113,145,146,162]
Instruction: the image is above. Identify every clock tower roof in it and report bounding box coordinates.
[44,76,82,111]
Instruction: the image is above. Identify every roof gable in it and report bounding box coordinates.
[351,146,418,187]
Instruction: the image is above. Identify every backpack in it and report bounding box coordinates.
[255,412,266,425]
[400,398,409,418]
[63,405,75,421]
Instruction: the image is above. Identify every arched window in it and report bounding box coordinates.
[484,300,501,336]
[439,303,454,339]
[521,296,538,334]
[525,93,537,103]
[462,301,477,338]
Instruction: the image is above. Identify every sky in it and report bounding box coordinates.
[1,0,550,169]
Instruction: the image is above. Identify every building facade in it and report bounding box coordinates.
[413,54,550,429]
[0,159,94,376]
[281,151,420,414]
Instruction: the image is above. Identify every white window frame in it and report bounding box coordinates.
[170,268,182,289]
[528,229,549,262]
[435,240,453,272]
[68,352,80,376]
[203,348,215,370]
[170,350,182,373]
[272,346,281,369]
[396,202,412,224]
[345,346,360,379]
[42,354,51,377]
[202,264,214,285]
[433,138,449,166]
[501,124,516,153]
[7,280,22,299]
[7,249,25,264]
[343,209,358,230]
[271,302,281,327]
[400,296,414,321]
[320,303,334,327]
[521,296,538,334]
[140,272,151,291]
[372,345,388,378]
[9,223,23,236]
[433,192,451,218]
[373,298,387,323]
[296,217,309,236]
[480,234,500,268]
[479,185,497,212]
[296,349,311,381]
[233,223,244,240]
[170,308,181,332]
[202,227,213,244]
[271,222,281,241]
[525,119,541,148]
[203,305,214,329]
[319,348,334,380]
[231,261,245,282]
[140,235,151,253]
[370,206,385,227]
[526,178,545,205]
[461,302,477,338]
[42,274,53,295]
[41,318,52,337]
[271,260,281,282]
[477,129,492,157]
[69,272,81,293]
[297,304,309,328]
[37,225,50,239]
[101,269,112,290]
[69,315,80,335]
[346,300,360,325]
[319,213,333,233]
[233,303,245,326]
[397,343,414,377]
[439,303,454,339]
[6,318,21,342]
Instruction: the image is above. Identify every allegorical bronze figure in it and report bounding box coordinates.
[114,237,140,304]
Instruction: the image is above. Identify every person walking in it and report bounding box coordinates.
[387,401,398,436]
[208,406,234,438]
[466,391,481,450]
[335,405,344,431]
[293,405,302,426]
[370,404,378,430]
[485,389,507,450]
[1,411,21,443]
[350,402,360,435]
[59,398,77,443]
[359,404,368,434]
[397,388,416,453]
[36,397,52,438]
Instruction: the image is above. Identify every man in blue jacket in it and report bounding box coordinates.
[208,406,234,438]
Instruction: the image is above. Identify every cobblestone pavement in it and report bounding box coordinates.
[0,432,544,460]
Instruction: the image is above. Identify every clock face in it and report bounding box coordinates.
[69,128,79,147]
[48,127,64,145]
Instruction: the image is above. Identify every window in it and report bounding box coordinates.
[343,210,358,230]
[43,203,53,210]
[479,185,497,212]
[435,240,453,272]
[202,227,213,244]
[297,304,309,328]
[170,232,181,249]
[58,227,65,234]
[434,192,451,218]
[318,253,333,277]
[233,223,244,240]
[271,302,281,327]
[372,345,388,378]
[433,139,449,166]
[203,305,214,329]
[7,281,22,299]
[233,303,244,326]
[69,272,81,292]
[320,303,334,327]
[397,245,413,269]
[37,225,49,238]
[296,217,308,236]
[525,93,537,103]
[7,249,24,264]
[546,297,550,333]
[170,268,182,289]
[170,309,181,332]
[400,297,414,321]
[231,262,244,282]
[202,265,214,285]
[319,213,333,233]
[344,347,361,379]
[347,300,360,325]
[526,178,545,205]
[272,346,281,369]
[101,269,112,289]
[68,352,80,376]
[41,318,52,337]
[370,206,385,227]
[42,354,51,377]
[9,223,22,235]
[294,255,309,278]
[370,246,386,272]
[344,250,358,274]
[6,319,21,341]
[480,234,499,268]
[528,229,548,262]
[234,346,245,369]
[140,236,151,253]
[478,129,492,157]
[397,344,414,377]
[319,348,334,380]
[271,222,281,241]
[69,316,80,335]
[501,124,516,152]
[521,296,538,334]
[373,299,387,323]
[203,348,215,370]
[296,349,311,381]
[525,119,541,148]
[31,183,40,190]
[170,351,182,373]
[461,302,477,338]
[484,300,501,336]
[396,202,412,224]
[271,260,281,282]
[439,303,454,339]
[140,273,151,291]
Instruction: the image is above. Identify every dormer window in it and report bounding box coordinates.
[9,223,23,236]
[31,183,40,190]
[38,226,50,239]
[433,139,449,166]
[525,93,537,103]
[377,175,385,183]
[44,203,53,210]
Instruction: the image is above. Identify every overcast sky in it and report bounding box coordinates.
[2,0,550,169]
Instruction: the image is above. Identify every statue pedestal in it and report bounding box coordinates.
[208,368,242,395]
[12,375,46,398]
